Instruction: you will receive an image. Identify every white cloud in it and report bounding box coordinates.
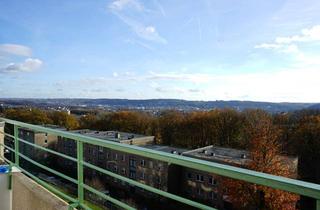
[255,43,299,54]
[275,25,320,44]
[109,0,143,11]
[254,43,282,50]
[0,44,32,57]
[1,58,43,73]
[255,25,320,69]
[255,25,320,52]
[108,0,167,44]
[147,71,213,83]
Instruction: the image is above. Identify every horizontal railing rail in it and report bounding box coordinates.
[0,117,320,210]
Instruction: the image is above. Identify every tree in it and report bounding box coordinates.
[158,110,185,145]
[4,108,52,125]
[293,115,320,210]
[49,111,79,130]
[79,114,98,129]
[223,110,298,210]
[211,109,245,148]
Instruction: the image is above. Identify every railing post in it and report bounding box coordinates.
[77,140,84,204]
[14,124,19,166]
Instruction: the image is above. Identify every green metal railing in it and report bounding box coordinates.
[0,118,320,210]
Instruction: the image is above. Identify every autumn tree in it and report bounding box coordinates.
[94,111,154,135]
[223,110,298,210]
[211,109,245,148]
[4,108,52,125]
[158,110,185,145]
[293,114,320,210]
[48,111,79,130]
[79,114,98,129]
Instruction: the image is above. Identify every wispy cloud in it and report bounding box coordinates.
[108,0,167,44]
[109,0,143,11]
[0,44,32,57]
[125,39,154,50]
[275,25,320,44]
[255,25,320,52]
[197,18,202,41]
[255,25,320,67]
[0,58,43,73]
[153,0,166,17]
[147,71,214,83]
[54,65,320,102]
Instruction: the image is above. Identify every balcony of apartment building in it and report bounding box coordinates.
[1,118,320,210]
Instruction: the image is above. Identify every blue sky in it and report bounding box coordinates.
[1,0,320,102]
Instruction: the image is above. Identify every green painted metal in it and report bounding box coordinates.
[0,142,15,153]
[68,202,79,210]
[77,141,84,204]
[1,118,320,210]
[13,124,19,166]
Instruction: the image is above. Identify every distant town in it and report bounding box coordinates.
[0,98,318,114]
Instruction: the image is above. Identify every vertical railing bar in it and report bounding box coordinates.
[8,164,12,190]
[77,140,84,204]
[13,124,19,166]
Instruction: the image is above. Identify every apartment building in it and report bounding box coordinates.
[180,145,298,209]
[3,123,61,162]
[178,146,251,209]
[55,129,189,197]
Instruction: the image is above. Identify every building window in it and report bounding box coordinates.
[98,146,103,153]
[44,139,48,144]
[210,191,218,200]
[114,165,118,173]
[141,159,145,166]
[149,161,153,168]
[122,155,125,161]
[197,188,202,195]
[129,170,136,179]
[209,176,217,185]
[121,168,126,175]
[114,153,118,160]
[129,158,136,167]
[141,172,145,180]
[196,174,204,182]
[106,153,110,158]
[187,173,192,179]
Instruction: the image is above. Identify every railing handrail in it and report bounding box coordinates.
[1,117,320,210]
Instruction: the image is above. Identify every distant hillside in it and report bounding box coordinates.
[307,103,320,110]
[0,98,316,113]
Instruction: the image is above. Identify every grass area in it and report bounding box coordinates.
[83,200,104,210]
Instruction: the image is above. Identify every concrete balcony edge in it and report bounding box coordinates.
[12,169,73,210]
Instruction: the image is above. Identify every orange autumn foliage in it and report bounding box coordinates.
[222,111,299,210]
